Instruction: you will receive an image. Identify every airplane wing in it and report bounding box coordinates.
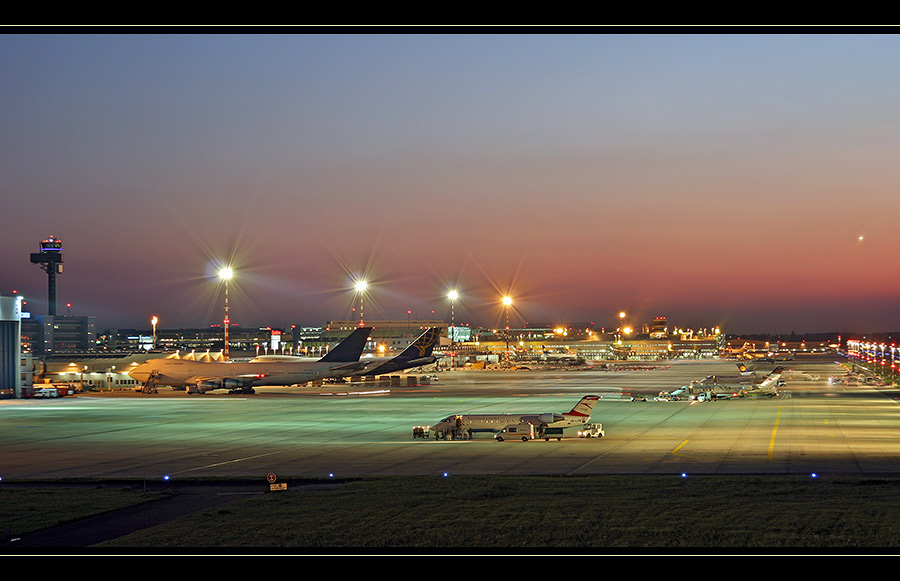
[188,375,215,385]
[189,373,266,384]
[327,361,372,372]
[399,357,436,368]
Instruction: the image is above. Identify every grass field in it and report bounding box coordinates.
[5,475,900,551]
[0,486,168,541]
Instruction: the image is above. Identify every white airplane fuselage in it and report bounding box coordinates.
[433,413,580,434]
[430,395,600,434]
[128,358,371,390]
[693,367,784,390]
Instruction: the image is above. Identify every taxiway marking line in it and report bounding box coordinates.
[768,406,782,461]
[172,451,283,475]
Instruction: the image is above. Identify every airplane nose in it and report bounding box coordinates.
[128,364,149,382]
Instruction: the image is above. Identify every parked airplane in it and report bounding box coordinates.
[736,363,754,376]
[666,366,786,400]
[780,369,820,381]
[757,353,794,362]
[348,327,440,376]
[429,395,600,439]
[695,366,785,387]
[129,327,374,394]
[659,366,786,401]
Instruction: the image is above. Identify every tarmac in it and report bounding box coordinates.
[4,357,895,549]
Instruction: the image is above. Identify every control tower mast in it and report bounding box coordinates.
[29,236,64,316]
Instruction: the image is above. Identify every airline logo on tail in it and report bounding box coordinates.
[759,367,785,387]
[566,395,601,418]
[410,327,440,357]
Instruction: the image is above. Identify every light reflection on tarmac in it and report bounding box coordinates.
[3,357,900,480]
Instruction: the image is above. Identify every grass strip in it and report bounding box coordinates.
[82,474,900,550]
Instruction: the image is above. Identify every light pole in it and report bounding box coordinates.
[448,290,459,369]
[615,311,625,356]
[151,316,158,350]
[219,267,233,360]
[354,280,367,327]
[502,295,512,367]
[892,344,897,385]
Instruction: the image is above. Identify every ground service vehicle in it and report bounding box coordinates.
[708,386,744,400]
[655,391,683,401]
[577,423,605,438]
[542,427,565,441]
[494,422,535,442]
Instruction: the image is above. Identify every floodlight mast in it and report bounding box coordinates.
[448,290,459,369]
[219,267,233,360]
[354,280,367,327]
[502,296,513,367]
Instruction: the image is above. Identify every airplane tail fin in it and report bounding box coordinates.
[396,327,440,359]
[319,327,373,362]
[566,395,601,418]
[759,367,785,387]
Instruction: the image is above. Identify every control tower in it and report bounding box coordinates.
[29,236,64,316]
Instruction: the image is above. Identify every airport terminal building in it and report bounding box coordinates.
[21,315,97,355]
[462,327,725,365]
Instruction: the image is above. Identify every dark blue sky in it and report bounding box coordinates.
[2,33,899,333]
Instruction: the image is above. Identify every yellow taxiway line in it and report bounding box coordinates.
[768,406,782,461]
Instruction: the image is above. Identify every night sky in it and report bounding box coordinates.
[2,33,899,334]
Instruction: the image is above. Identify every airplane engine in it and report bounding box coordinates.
[539,413,565,424]
[196,379,225,393]
[195,378,253,393]
[223,378,250,391]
